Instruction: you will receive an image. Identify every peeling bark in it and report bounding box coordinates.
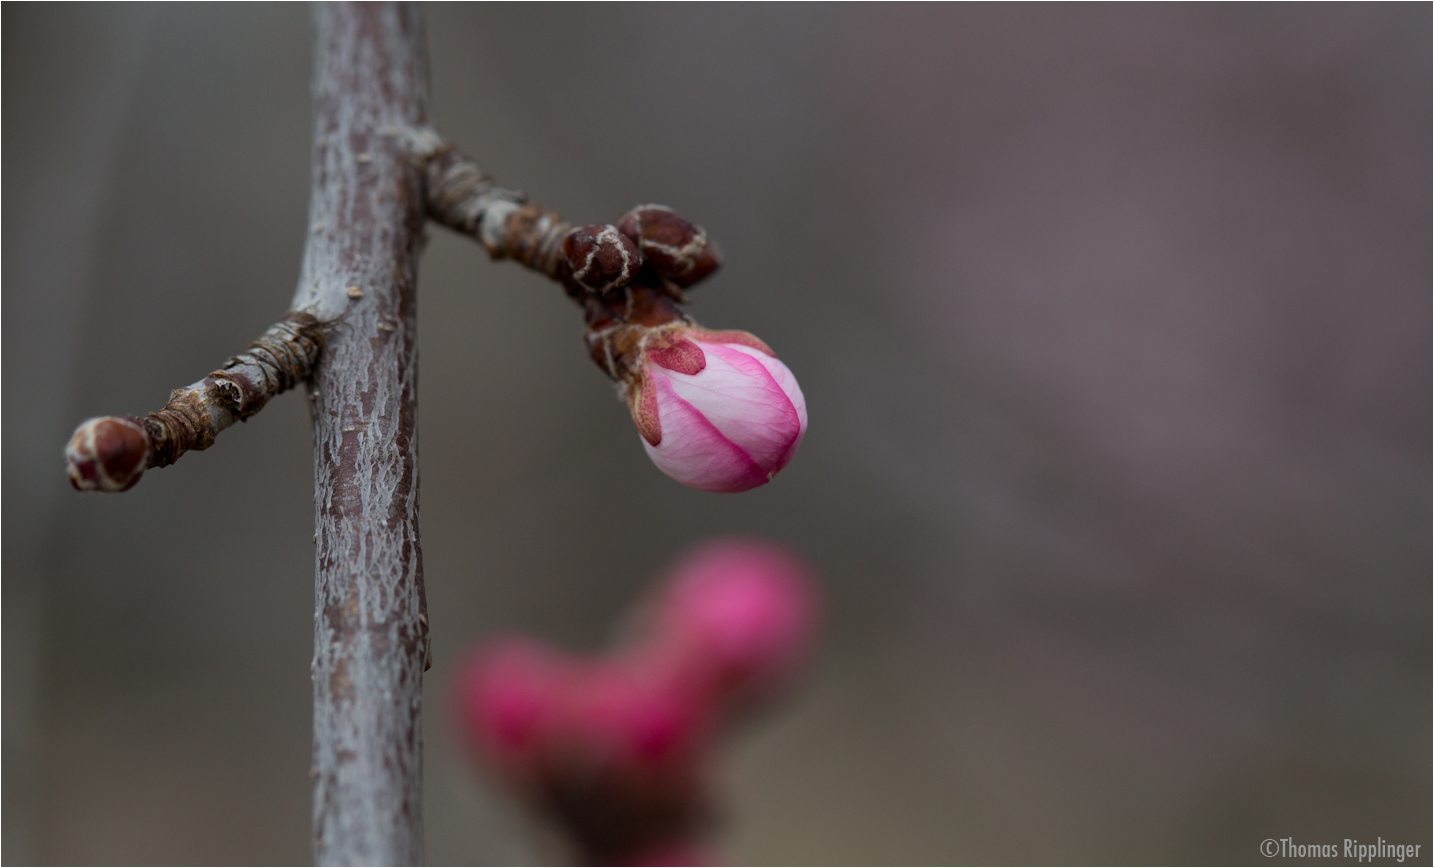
[300,4,429,865]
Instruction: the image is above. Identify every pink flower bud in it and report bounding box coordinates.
[652,539,819,703]
[629,329,807,493]
[448,540,822,864]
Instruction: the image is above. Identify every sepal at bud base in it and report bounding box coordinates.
[646,336,707,376]
[629,372,665,447]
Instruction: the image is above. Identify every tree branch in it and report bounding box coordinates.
[302,4,430,865]
[61,3,752,862]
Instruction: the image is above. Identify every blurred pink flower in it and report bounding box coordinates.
[651,539,819,704]
[452,643,708,780]
[452,638,569,773]
[560,659,708,770]
[630,329,807,493]
[450,538,821,863]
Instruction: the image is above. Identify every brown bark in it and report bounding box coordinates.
[301,4,430,864]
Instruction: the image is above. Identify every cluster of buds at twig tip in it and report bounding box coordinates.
[616,205,722,290]
[559,206,721,300]
[453,538,820,865]
[561,209,804,494]
[420,142,807,494]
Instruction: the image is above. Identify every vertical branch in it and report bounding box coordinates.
[62,2,766,861]
[300,4,429,864]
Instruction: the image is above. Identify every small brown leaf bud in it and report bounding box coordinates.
[616,205,722,289]
[66,416,150,492]
[563,224,643,294]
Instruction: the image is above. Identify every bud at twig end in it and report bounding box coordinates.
[66,416,150,492]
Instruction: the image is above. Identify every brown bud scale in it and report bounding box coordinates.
[66,416,150,492]
[617,205,722,289]
[563,224,643,294]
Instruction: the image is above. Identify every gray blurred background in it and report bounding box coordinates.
[3,4,1429,864]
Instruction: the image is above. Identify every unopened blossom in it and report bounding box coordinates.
[627,327,807,493]
[566,208,807,495]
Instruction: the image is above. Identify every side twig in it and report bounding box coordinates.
[65,314,323,492]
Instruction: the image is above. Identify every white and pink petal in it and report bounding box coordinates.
[642,373,769,493]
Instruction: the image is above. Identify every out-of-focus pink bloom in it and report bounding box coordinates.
[450,539,822,863]
[454,643,708,779]
[650,539,819,703]
[560,659,708,770]
[453,639,569,772]
[629,328,807,494]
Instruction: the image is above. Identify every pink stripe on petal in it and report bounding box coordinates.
[679,343,801,472]
[723,345,806,428]
[644,374,768,492]
[720,344,807,472]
